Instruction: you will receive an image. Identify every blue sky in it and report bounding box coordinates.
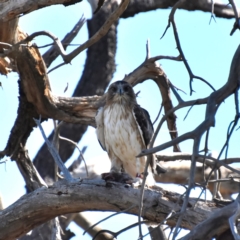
[0,0,239,239]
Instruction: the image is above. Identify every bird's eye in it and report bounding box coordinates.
[110,86,116,91]
[123,86,130,92]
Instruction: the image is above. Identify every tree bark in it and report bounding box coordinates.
[0,179,227,240]
[122,0,235,19]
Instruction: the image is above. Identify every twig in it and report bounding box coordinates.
[209,0,217,24]
[169,80,185,103]
[47,62,66,74]
[43,15,86,68]
[163,0,216,95]
[53,120,64,181]
[218,90,240,161]
[2,0,129,69]
[0,158,8,164]
[33,117,76,182]
[183,104,195,121]
[58,136,89,177]
[152,103,163,125]
[83,205,136,236]
[92,221,147,240]
[229,0,240,35]
[172,139,200,239]
[202,130,210,182]
[46,0,129,71]
[137,43,168,240]
[208,177,240,183]
[146,39,150,60]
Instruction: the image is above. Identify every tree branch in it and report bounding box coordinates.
[0,179,227,240]
[122,0,236,19]
[139,44,240,156]
[0,0,83,22]
[42,15,86,68]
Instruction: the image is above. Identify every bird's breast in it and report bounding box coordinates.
[103,104,144,161]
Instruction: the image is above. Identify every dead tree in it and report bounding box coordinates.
[0,0,240,239]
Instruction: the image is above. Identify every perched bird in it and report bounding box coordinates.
[95,80,165,186]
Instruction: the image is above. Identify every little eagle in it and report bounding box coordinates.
[95,80,163,186]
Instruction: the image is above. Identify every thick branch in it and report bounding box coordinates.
[122,0,236,19]
[1,0,237,23]
[15,44,100,126]
[181,199,239,240]
[0,0,83,22]
[156,153,240,197]
[0,179,224,240]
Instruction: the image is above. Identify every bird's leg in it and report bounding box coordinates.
[110,157,123,173]
[102,157,133,183]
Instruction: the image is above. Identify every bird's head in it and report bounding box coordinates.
[106,81,137,105]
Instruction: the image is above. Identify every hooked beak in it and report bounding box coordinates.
[117,85,124,95]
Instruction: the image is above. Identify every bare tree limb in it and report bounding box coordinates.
[1,0,238,23]
[15,145,47,191]
[0,0,83,22]
[0,179,229,240]
[42,15,86,68]
[15,0,129,72]
[229,0,240,35]
[33,117,75,182]
[122,0,237,19]
[180,196,240,240]
[139,44,240,157]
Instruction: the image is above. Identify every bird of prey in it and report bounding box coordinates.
[95,80,164,186]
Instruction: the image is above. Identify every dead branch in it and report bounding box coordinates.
[16,0,129,72]
[0,0,83,22]
[42,15,86,68]
[1,0,237,23]
[34,117,75,182]
[157,153,240,174]
[161,0,215,95]
[156,154,240,198]
[15,145,47,191]
[180,197,240,240]
[1,41,182,159]
[229,0,240,35]
[15,44,101,125]
[139,43,240,156]
[0,179,227,240]
[122,0,237,19]
[137,41,240,238]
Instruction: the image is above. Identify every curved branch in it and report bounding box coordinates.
[0,179,226,240]
[0,0,83,22]
[19,0,129,69]
[122,0,236,19]
[139,44,240,156]
[42,15,86,68]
